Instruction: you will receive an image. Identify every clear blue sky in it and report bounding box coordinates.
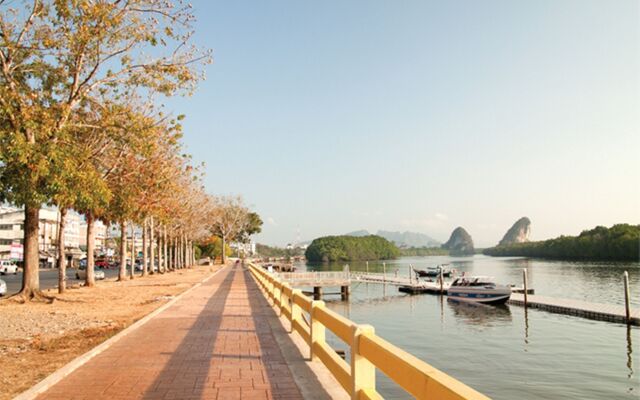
[166,0,639,247]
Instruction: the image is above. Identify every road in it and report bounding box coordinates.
[1,268,121,296]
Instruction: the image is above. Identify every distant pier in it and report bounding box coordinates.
[274,268,636,326]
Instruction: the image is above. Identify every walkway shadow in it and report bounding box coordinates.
[142,266,236,400]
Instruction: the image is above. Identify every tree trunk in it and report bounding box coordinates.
[157,225,164,274]
[192,242,196,266]
[174,236,178,269]
[180,233,185,268]
[163,226,168,273]
[118,220,127,281]
[185,239,189,268]
[142,219,148,277]
[19,204,41,298]
[184,234,188,267]
[129,223,135,279]
[221,234,227,265]
[168,236,173,271]
[149,217,155,274]
[85,213,96,287]
[57,208,67,294]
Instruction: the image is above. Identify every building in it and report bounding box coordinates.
[0,206,83,266]
[230,241,256,256]
[78,219,108,251]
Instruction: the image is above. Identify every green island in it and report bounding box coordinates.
[483,224,640,261]
[305,235,400,262]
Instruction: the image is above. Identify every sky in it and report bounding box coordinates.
[165,0,639,247]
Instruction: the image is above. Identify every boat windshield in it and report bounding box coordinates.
[452,276,496,287]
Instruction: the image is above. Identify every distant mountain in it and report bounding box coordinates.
[345,230,371,237]
[441,227,474,256]
[498,217,531,246]
[376,230,441,248]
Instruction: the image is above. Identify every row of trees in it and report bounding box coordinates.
[0,1,261,301]
[305,235,400,262]
[483,224,640,261]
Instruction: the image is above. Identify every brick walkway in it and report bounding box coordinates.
[36,265,304,400]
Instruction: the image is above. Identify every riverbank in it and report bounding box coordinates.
[0,266,221,400]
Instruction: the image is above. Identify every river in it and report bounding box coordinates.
[296,255,639,399]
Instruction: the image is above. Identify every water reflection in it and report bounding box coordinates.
[447,300,512,326]
[626,325,634,379]
[524,308,530,347]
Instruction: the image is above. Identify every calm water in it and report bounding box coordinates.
[297,255,639,399]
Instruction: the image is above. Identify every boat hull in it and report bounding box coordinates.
[447,288,511,305]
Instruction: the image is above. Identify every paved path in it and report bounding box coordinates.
[36,265,306,400]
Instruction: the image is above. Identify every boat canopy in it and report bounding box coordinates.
[451,276,496,286]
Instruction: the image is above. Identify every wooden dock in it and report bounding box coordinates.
[276,270,351,299]
[509,293,639,325]
[275,269,636,326]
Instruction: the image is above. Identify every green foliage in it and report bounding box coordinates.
[400,247,449,256]
[237,212,263,242]
[197,236,231,259]
[305,235,400,262]
[483,224,640,261]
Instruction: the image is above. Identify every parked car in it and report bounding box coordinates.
[76,265,105,280]
[134,260,158,272]
[0,279,6,296]
[0,260,18,275]
[95,259,109,269]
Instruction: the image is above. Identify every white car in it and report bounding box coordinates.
[0,261,18,275]
[76,266,105,280]
[0,279,6,296]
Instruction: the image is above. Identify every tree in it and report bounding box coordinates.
[207,196,250,265]
[197,236,232,261]
[0,0,209,300]
[237,212,263,243]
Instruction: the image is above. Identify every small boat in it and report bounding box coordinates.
[415,264,452,278]
[447,276,511,305]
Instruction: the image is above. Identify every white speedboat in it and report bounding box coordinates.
[447,276,511,305]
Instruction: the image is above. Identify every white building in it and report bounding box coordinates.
[230,241,256,256]
[0,207,83,264]
[79,219,108,251]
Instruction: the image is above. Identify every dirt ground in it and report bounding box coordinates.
[0,266,221,400]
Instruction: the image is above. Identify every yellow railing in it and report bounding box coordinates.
[248,263,491,400]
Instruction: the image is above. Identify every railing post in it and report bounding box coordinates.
[290,289,302,333]
[274,281,281,310]
[351,324,376,399]
[280,283,290,316]
[310,300,326,361]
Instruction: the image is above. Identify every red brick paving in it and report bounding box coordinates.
[35,265,303,400]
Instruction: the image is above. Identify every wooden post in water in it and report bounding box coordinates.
[383,262,386,283]
[366,261,369,274]
[409,264,413,285]
[624,271,631,324]
[439,268,444,294]
[523,268,528,308]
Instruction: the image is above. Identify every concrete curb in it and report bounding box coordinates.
[13,266,227,400]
